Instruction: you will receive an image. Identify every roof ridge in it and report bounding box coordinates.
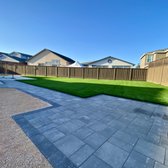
[27,48,75,63]
[141,48,168,59]
[10,51,32,57]
[83,56,134,65]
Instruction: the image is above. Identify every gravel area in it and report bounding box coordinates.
[0,88,52,168]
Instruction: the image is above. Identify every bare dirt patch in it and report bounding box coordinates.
[0,88,52,168]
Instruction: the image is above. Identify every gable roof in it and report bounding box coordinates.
[10,51,32,59]
[0,52,20,62]
[28,49,75,63]
[141,48,168,59]
[0,51,32,63]
[0,52,9,55]
[8,56,26,62]
[152,48,168,53]
[82,56,135,66]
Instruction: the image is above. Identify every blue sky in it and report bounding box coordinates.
[0,0,168,65]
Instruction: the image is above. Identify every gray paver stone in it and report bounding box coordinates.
[123,150,155,168]
[95,142,129,168]
[98,127,117,138]
[135,139,165,163]
[84,132,107,149]
[43,128,65,143]
[57,121,82,134]
[112,131,138,145]
[73,127,94,140]
[108,137,134,152]
[89,121,107,131]
[154,162,168,168]
[54,135,84,157]
[79,155,111,168]
[70,144,94,166]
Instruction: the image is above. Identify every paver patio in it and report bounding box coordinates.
[1,80,168,168]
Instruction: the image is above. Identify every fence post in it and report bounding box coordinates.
[129,69,133,80]
[82,68,85,79]
[5,63,7,76]
[34,66,36,76]
[145,69,148,81]
[152,62,156,82]
[14,65,17,74]
[68,67,70,78]
[160,59,165,84]
[97,68,99,79]
[45,66,47,76]
[56,66,58,77]
[113,68,116,80]
[25,65,27,75]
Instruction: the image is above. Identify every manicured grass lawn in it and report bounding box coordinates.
[20,76,168,106]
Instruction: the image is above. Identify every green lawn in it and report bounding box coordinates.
[19,76,168,106]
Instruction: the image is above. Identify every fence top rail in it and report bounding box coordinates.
[0,61,26,65]
[0,62,146,70]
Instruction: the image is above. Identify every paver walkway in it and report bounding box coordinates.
[1,80,168,168]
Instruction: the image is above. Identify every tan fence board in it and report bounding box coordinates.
[147,57,168,86]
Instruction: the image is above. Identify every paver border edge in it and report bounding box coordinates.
[12,108,77,168]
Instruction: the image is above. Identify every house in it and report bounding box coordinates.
[0,51,32,63]
[27,49,75,66]
[82,56,134,68]
[140,48,168,68]
[0,52,20,63]
[10,52,32,62]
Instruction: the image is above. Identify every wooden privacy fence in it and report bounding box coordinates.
[147,57,168,85]
[0,62,25,76]
[0,62,147,81]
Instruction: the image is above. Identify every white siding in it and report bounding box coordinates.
[88,57,133,68]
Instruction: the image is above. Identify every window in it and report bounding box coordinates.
[92,65,97,67]
[91,65,108,68]
[51,59,60,66]
[101,66,109,68]
[107,59,112,63]
[38,63,45,66]
[146,55,153,63]
[45,62,52,66]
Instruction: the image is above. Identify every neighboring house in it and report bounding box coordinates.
[140,48,168,68]
[10,52,32,62]
[0,52,20,63]
[0,51,32,63]
[82,56,134,68]
[27,49,75,66]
